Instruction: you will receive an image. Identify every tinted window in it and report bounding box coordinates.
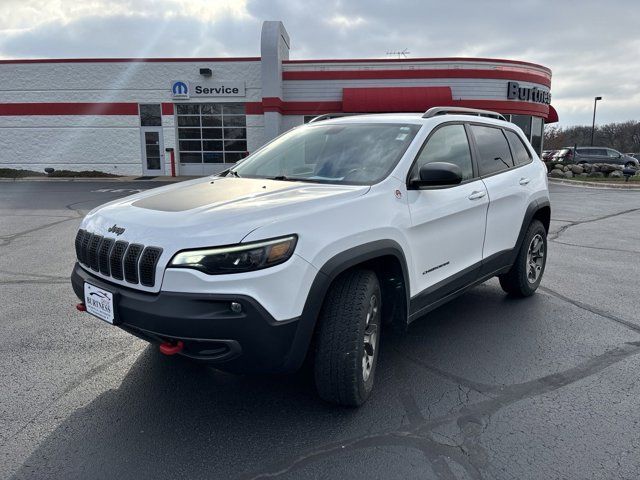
[607,149,621,158]
[139,104,161,126]
[505,130,532,165]
[594,149,607,156]
[413,124,473,181]
[530,117,543,154]
[511,115,531,138]
[470,125,514,176]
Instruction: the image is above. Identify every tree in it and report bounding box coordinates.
[544,121,640,153]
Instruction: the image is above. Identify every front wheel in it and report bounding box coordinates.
[499,220,547,297]
[625,161,636,169]
[314,269,381,406]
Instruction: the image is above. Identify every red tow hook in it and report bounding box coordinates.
[76,303,87,312]
[159,340,184,356]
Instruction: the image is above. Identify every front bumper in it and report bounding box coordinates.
[71,263,304,373]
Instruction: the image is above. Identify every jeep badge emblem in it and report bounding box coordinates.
[107,224,126,236]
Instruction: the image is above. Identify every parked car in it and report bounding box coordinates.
[71,107,550,406]
[627,153,640,160]
[542,150,557,162]
[570,147,639,168]
[551,148,574,163]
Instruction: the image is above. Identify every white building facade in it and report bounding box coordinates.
[0,21,556,177]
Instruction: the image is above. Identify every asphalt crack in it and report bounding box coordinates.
[549,207,640,241]
[539,285,640,334]
[241,342,640,480]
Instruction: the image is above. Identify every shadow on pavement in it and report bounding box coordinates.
[10,283,619,480]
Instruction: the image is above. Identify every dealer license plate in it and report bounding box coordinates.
[84,283,115,324]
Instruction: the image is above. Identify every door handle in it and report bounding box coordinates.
[519,177,531,185]
[468,190,486,200]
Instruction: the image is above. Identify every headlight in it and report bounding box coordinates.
[168,235,298,275]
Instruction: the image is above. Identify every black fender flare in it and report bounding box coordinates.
[280,240,410,372]
[509,198,551,265]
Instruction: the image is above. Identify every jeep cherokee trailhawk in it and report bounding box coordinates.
[72,107,550,406]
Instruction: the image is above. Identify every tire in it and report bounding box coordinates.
[314,269,381,407]
[499,220,547,297]
[625,161,636,169]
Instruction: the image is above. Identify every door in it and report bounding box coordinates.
[469,125,530,265]
[406,123,489,306]
[141,127,165,176]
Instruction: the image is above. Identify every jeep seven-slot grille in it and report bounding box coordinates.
[74,229,163,287]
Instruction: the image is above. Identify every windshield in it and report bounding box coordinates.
[229,123,420,185]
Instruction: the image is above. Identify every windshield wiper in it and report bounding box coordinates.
[227,170,241,178]
[269,175,295,181]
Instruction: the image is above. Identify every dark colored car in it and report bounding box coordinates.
[571,147,639,168]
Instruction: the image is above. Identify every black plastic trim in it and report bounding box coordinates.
[71,263,300,373]
[408,198,550,322]
[279,240,411,372]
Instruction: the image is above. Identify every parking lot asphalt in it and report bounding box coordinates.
[1,181,639,480]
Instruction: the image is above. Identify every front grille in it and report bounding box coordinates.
[139,247,163,287]
[74,229,162,287]
[110,241,129,280]
[123,244,143,283]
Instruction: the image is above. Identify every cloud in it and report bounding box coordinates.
[0,0,639,126]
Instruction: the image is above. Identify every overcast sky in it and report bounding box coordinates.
[0,0,638,127]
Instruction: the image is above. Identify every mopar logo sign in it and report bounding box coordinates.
[170,80,245,100]
[171,81,190,99]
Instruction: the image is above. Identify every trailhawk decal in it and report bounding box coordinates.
[423,261,450,275]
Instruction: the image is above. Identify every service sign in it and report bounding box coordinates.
[171,80,245,99]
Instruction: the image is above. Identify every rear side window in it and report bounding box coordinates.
[470,125,514,176]
[505,130,533,165]
[413,124,474,181]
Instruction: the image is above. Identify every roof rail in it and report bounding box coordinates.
[307,113,360,123]
[422,107,507,121]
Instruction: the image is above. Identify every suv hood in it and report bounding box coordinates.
[81,176,369,249]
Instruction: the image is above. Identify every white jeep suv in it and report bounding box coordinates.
[72,107,550,406]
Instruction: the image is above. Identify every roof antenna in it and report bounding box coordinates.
[386,48,410,59]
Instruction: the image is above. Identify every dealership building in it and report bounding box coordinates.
[0,21,557,177]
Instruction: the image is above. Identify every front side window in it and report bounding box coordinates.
[505,130,533,165]
[470,125,514,176]
[412,124,473,181]
[230,123,420,185]
[607,149,621,158]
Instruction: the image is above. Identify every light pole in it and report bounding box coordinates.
[591,96,602,146]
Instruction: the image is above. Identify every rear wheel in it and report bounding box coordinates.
[499,220,547,297]
[314,269,381,407]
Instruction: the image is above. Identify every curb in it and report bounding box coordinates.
[548,178,640,190]
[0,176,198,183]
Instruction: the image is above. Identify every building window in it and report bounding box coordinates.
[530,116,543,154]
[139,104,162,126]
[510,115,532,141]
[176,103,247,164]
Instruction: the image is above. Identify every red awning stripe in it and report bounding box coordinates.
[0,98,556,122]
[0,102,140,115]
[0,57,260,65]
[343,86,453,112]
[283,68,551,88]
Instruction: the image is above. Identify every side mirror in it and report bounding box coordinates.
[410,162,463,188]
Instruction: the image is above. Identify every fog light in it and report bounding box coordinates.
[230,302,242,313]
